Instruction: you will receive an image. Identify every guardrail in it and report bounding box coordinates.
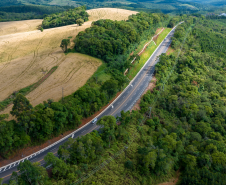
[0,21,183,174]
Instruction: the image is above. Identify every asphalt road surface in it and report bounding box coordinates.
[0,26,178,183]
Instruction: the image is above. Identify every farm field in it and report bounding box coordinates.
[0,19,43,36]
[0,8,138,114]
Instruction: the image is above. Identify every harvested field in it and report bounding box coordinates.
[87,8,138,21]
[0,8,137,113]
[27,53,101,107]
[0,19,42,36]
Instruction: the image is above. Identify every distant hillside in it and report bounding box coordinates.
[0,5,72,22]
[0,0,225,20]
[0,0,21,7]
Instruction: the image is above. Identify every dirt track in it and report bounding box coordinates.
[0,8,138,113]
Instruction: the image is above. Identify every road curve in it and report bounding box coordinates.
[0,24,181,183]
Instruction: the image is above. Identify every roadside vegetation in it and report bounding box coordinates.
[127,28,172,79]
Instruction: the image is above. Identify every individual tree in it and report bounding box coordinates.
[9,172,18,185]
[50,102,68,135]
[97,116,117,147]
[10,93,35,134]
[76,18,84,26]
[17,160,48,184]
[44,152,69,179]
[0,116,14,156]
[101,79,118,99]
[60,39,70,53]
[125,160,134,170]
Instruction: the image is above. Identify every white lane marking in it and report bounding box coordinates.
[81,130,86,133]
[50,148,56,152]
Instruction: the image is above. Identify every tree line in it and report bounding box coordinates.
[42,6,88,28]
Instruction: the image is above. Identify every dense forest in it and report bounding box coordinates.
[140,17,226,184]
[41,6,88,28]
[3,14,226,184]
[74,12,170,71]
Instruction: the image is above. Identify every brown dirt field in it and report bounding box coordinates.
[166,45,175,55]
[131,77,157,111]
[158,171,180,185]
[0,19,42,36]
[27,53,101,107]
[155,27,164,35]
[0,8,137,110]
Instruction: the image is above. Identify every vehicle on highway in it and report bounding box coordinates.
[91,118,97,124]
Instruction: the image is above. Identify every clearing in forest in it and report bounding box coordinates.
[0,8,138,114]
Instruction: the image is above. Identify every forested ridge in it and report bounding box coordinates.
[2,12,226,185]
[74,12,171,71]
[42,6,88,28]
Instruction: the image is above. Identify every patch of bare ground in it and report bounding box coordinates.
[155,27,164,34]
[131,77,157,111]
[158,170,180,185]
[27,53,101,107]
[166,45,175,55]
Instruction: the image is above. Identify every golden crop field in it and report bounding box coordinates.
[0,8,138,114]
[0,19,43,36]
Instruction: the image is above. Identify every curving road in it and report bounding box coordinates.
[0,24,181,183]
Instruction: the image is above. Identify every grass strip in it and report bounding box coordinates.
[127,28,172,79]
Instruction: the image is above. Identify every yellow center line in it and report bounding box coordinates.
[2,171,19,179]
[88,125,98,133]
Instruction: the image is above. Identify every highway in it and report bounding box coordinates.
[0,25,178,183]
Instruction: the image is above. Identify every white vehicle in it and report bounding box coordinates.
[92,118,97,124]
